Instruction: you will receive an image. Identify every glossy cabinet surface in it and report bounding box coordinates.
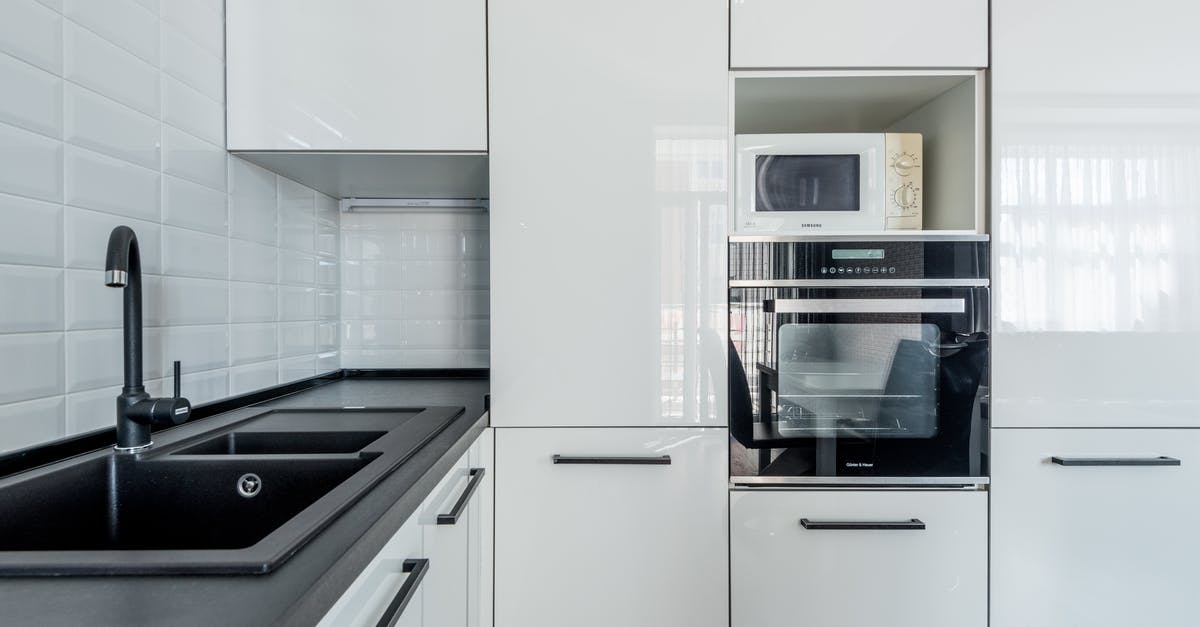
[226,0,486,151]
[991,0,1200,427]
[731,489,987,627]
[419,449,470,627]
[730,0,988,69]
[991,429,1200,627]
[494,428,728,627]
[488,0,729,427]
[467,428,493,627]
[317,509,424,627]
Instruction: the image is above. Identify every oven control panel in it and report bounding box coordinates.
[821,266,897,275]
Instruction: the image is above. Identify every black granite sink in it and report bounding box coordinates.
[0,406,464,575]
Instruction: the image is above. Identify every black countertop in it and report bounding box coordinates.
[0,372,489,627]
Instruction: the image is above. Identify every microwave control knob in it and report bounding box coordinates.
[894,183,919,209]
[891,154,919,175]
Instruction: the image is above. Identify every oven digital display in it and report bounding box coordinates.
[831,249,885,260]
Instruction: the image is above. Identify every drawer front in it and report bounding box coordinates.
[420,449,472,627]
[731,489,986,627]
[495,428,728,627]
[992,429,1200,627]
[318,515,424,627]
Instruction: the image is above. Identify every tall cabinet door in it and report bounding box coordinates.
[488,0,729,428]
[494,428,728,627]
[991,429,1200,627]
[991,0,1200,428]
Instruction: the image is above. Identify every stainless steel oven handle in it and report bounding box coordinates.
[764,298,966,314]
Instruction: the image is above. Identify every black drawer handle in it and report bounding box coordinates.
[552,454,671,465]
[375,558,429,627]
[1051,456,1181,467]
[437,468,486,525]
[800,518,926,530]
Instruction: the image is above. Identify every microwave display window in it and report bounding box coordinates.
[755,155,860,212]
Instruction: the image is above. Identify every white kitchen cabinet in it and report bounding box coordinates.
[730,0,988,69]
[494,428,728,627]
[467,427,493,627]
[991,429,1200,627]
[226,0,486,151]
[317,510,425,627]
[419,449,472,627]
[991,0,1200,428]
[731,489,986,627]
[488,0,729,427]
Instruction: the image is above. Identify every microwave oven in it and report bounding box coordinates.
[734,133,923,234]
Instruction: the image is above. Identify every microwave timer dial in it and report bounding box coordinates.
[893,181,921,210]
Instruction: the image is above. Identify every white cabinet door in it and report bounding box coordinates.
[419,449,472,627]
[991,429,1200,627]
[991,0,1200,428]
[731,490,986,627]
[467,427,493,627]
[318,515,425,627]
[227,0,487,151]
[730,0,988,69]
[494,428,728,627]
[488,0,729,428]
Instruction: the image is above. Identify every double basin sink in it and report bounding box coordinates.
[0,406,464,576]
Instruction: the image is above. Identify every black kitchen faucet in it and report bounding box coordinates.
[104,226,192,451]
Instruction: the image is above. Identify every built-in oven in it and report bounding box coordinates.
[729,237,989,485]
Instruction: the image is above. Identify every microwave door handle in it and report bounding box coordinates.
[763,298,966,315]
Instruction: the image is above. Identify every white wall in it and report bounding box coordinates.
[0,0,340,453]
[340,211,489,369]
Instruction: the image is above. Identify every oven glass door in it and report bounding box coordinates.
[729,286,989,480]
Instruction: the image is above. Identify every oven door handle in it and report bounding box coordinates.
[764,298,966,314]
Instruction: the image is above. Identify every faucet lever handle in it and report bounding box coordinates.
[173,360,181,398]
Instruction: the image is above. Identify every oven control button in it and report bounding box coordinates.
[837,267,844,273]
[854,267,862,274]
[820,267,828,274]
[889,267,896,273]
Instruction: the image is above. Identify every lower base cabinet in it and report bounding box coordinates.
[731,489,987,627]
[494,427,728,627]
[991,428,1200,627]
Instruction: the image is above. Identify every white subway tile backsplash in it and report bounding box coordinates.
[230,361,277,396]
[160,324,228,374]
[278,250,316,285]
[279,286,316,322]
[279,322,316,357]
[0,7,336,453]
[0,265,63,332]
[0,52,62,138]
[64,145,159,221]
[64,0,159,65]
[0,396,65,453]
[160,0,223,59]
[66,269,162,330]
[64,84,160,169]
[66,327,162,392]
[229,158,277,244]
[229,239,277,284]
[161,23,222,102]
[162,126,225,192]
[278,354,315,384]
[0,122,63,202]
[0,333,64,404]
[161,276,227,325]
[0,193,62,267]
[64,23,158,117]
[162,175,227,235]
[161,226,227,279]
[341,260,489,291]
[162,75,222,147]
[64,207,161,273]
[230,323,277,365]
[230,281,276,323]
[0,0,62,73]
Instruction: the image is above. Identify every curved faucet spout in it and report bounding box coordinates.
[104,225,138,288]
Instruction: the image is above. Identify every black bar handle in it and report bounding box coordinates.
[173,360,181,398]
[800,518,926,530]
[1051,456,1181,467]
[552,455,672,465]
[437,468,486,525]
[374,558,429,627]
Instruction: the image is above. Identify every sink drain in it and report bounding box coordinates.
[237,473,262,498]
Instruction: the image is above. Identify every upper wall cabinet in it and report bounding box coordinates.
[730,0,988,69]
[226,0,487,152]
